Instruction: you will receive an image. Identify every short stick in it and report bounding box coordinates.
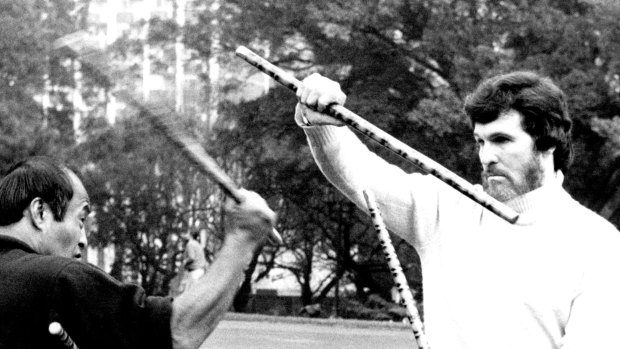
[53,32,282,245]
[49,322,79,349]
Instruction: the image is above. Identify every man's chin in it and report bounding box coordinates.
[484,185,518,202]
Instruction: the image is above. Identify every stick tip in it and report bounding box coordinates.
[53,31,91,50]
[235,46,251,58]
[53,31,104,62]
[362,189,373,203]
[48,322,62,335]
[269,228,283,245]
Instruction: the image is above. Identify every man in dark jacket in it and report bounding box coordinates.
[0,156,276,349]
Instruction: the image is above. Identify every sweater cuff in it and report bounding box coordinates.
[304,125,351,149]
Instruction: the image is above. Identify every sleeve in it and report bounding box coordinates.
[303,125,449,248]
[560,232,620,349]
[50,261,173,349]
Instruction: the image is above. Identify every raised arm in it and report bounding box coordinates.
[169,189,276,349]
[295,74,447,246]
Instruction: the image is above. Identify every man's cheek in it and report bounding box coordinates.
[59,227,81,256]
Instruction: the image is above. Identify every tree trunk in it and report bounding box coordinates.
[232,248,261,312]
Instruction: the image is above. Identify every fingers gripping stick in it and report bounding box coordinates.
[53,32,282,245]
[235,46,519,224]
[363,190,430,349]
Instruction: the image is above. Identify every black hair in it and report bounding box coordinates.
[0,156,73,226]
[464,71,573,172]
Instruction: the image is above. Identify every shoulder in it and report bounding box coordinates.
[0,252,78,296]
[562,193,620,248]
[16,253,75,280]
[54,259,124,292]
[564,194,618,234]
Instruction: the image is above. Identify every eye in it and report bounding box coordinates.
[491,136,510,144]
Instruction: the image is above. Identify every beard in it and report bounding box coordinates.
[482,155,545,202]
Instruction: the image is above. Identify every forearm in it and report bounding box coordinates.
[303,125,434,241]
[305,125,368,206]
[170,235,257,349]
[295,75,442,246]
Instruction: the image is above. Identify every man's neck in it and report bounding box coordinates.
[539,163,561,188]
[0,220,41,253]
[505,171,564,214]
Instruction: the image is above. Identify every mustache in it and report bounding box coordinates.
[481,168,509,180]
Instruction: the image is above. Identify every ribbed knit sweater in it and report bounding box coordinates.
[304,125,620,349]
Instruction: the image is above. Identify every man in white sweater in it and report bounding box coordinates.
[295,71,620,349]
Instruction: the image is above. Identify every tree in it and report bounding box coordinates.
[0,0,80,173]
[74,110,224,295]
[58,5,230,295]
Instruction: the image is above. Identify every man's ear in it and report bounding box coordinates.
[27,198,48,231]
[542,146,556,160]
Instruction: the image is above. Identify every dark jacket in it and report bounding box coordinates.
[0,235,173,349]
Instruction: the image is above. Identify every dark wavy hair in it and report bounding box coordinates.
[0,156,73,226]
[464,71,573,172]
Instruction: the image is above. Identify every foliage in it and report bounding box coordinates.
[61,10,224,295]
[338,294,409,321]
[0,0,79,172]
[73,110,223,295]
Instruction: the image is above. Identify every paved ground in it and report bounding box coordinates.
[201,315,418,349]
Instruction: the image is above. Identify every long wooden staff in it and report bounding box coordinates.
[49,322,80,349]
[363,189,429,349]
[235,46,519,225]
[52,32,282,245]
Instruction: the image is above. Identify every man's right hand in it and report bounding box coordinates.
[295,73,347,127]
[223,189,276,246]
[171,189,277,349]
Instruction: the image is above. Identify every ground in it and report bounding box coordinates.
[201,313,419,349]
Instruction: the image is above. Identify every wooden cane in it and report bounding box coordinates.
[235,46,519,225]
[52,32,282,245]
[49,322,80,349]
[363,190,429,349]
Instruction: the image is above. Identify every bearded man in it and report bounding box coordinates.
[293,71,620,349]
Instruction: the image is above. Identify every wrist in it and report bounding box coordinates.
[220,233,261,261]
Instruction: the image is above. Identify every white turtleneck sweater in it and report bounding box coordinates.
[303,124,620,349]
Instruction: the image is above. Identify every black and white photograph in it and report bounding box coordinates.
[1,1,619,348]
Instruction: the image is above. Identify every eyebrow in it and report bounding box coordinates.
[82,199,91,215]
[473,130,514,140]
[489,132,514,140]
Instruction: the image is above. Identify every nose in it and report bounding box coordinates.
[74,231,87,260]
[478,143,499,169]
